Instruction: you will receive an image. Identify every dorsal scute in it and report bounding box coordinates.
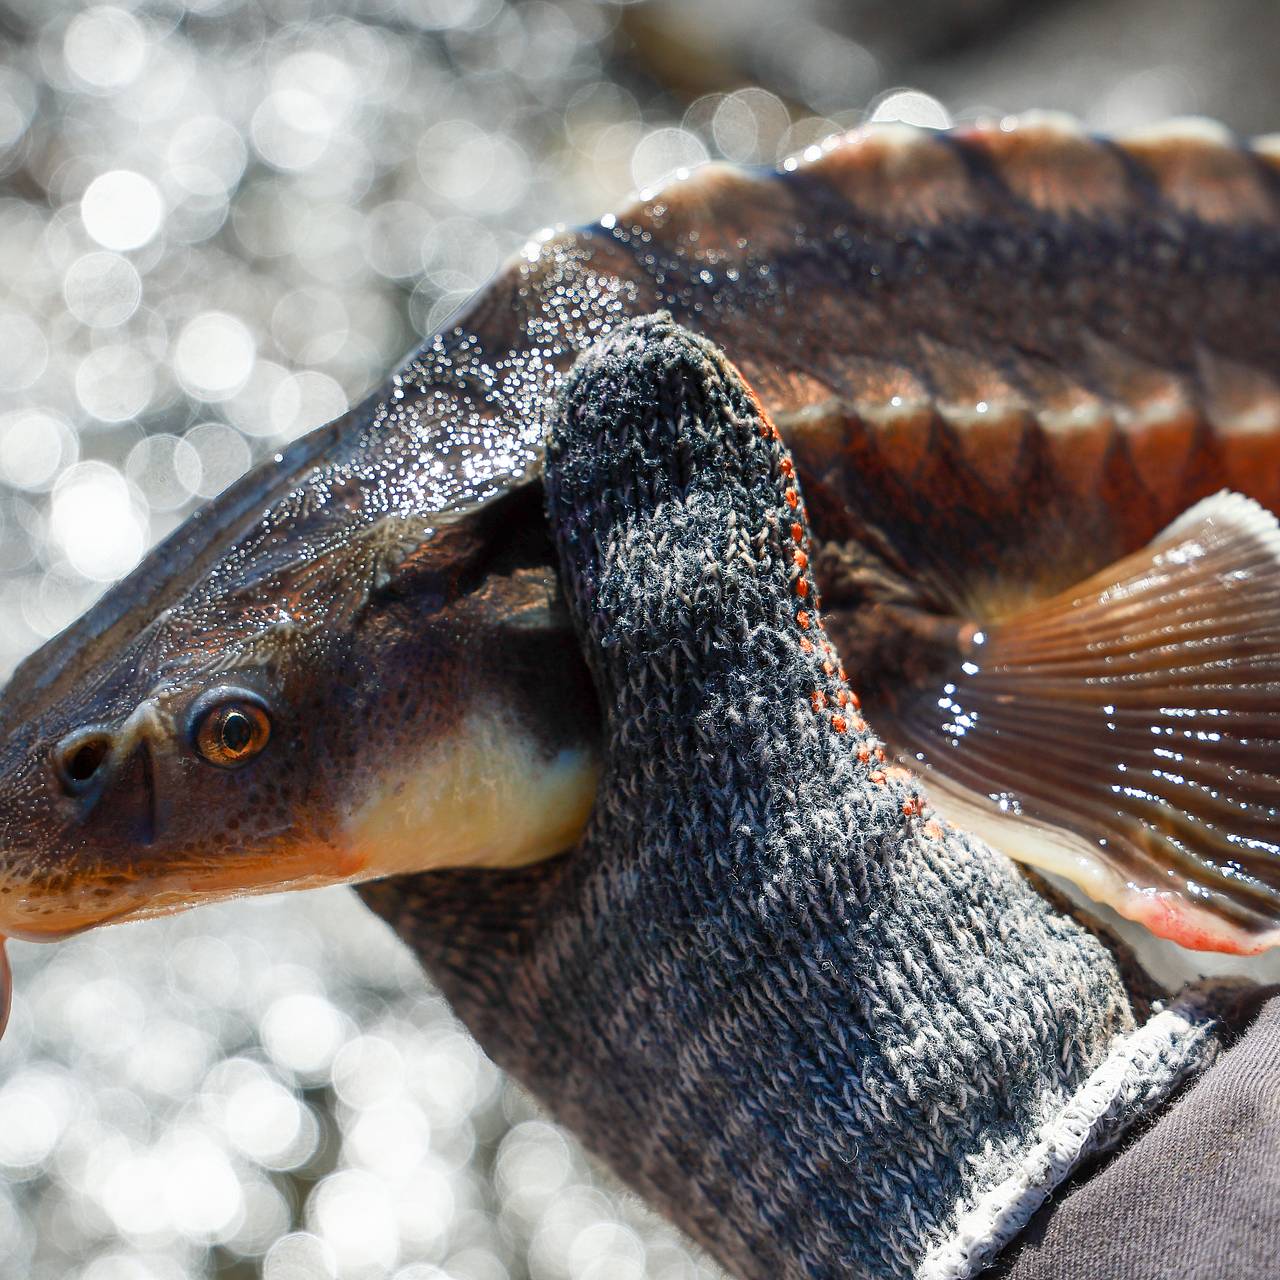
[1116,117,1279,224]
[607,161,807,260]
[606,116,1280,257]
[788,124,984,226]
[948,114,1132,218]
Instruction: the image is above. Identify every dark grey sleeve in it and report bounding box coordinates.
[995,989,1280,1280]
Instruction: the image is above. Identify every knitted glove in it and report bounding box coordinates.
[360,315,1223,1280]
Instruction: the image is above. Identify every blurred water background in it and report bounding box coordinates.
[2,1,1280,1276]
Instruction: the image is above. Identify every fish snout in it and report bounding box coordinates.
[0,699,178,939]
[47,700,170,830]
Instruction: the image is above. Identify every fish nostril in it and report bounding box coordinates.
[54,733,113,794]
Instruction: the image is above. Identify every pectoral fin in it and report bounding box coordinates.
[878,490,1280,953]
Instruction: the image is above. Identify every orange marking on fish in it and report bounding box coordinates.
[785,487,799,509]
[831,714,848,734]
[795,578,809,598]
[796,609,810,629]
[791,522,804,542]
[811,690,827,712]
[924,820,945,840]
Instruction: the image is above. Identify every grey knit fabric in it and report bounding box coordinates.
[359,315,1223,1280]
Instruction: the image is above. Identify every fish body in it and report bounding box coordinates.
[4,116,1280,958]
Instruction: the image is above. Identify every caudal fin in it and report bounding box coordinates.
[878,491,1280,953]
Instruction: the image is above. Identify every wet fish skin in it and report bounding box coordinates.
[2,117,1280,948]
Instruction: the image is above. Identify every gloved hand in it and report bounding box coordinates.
[361,314,1222,1280]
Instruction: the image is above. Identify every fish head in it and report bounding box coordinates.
[0,628,344,939]
[0,428,599,943]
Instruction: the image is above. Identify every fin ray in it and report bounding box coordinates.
[880,491,1280,952]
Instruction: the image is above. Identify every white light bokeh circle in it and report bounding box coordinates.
[18,569,102,642]
[73,1251,185,1280]
[363,201,430,281]
[0,1070,74,1172]
[391,1161,457,1256]
[419,216,500,292]
[529,1186,621,1279]
[161,1128,245,1242]
[123,1017,215,1099]
[96,1149,171,1238]
[711,87,790,164]
[125,433,198,512]
[166,114,249,198]
[271,287,350,364]
[81,171,165,252]
[63,7,149,93]
[629,127,709,192]
[269,369,348,441]
[74,343,155,422]
[260,993,350,1083]
[210,1058,316,1170]
[0,310,47,391]
[0,409,76,490]
[418,120,531,213]
[308,1169,401,1274]
[344,1101,432,1180]
[50,460,147,581]
[331,1035,407,1110]
[569,1220,648,1280]
[263,1231,338,1280]
[869,89,953,129]
[63,251,143,328]
[174,311,256,402]
[406,1029,484,1124]
[176,422,252,499]
[496,1120,573,1220]
[227,1177,292,1258]
[251,90,334,173]
[221,358,291,437]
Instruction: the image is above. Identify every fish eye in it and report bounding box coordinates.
[193,698,271,769]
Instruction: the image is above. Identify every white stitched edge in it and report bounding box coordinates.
[915,997,1219,1280]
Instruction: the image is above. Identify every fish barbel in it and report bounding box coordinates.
[2,115,1280,990]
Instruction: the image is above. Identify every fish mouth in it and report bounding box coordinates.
[0,838,371,943]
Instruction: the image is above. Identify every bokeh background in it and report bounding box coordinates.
[2,1,1280,1277]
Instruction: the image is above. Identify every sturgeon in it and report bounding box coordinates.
[2,117,1280,1032]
